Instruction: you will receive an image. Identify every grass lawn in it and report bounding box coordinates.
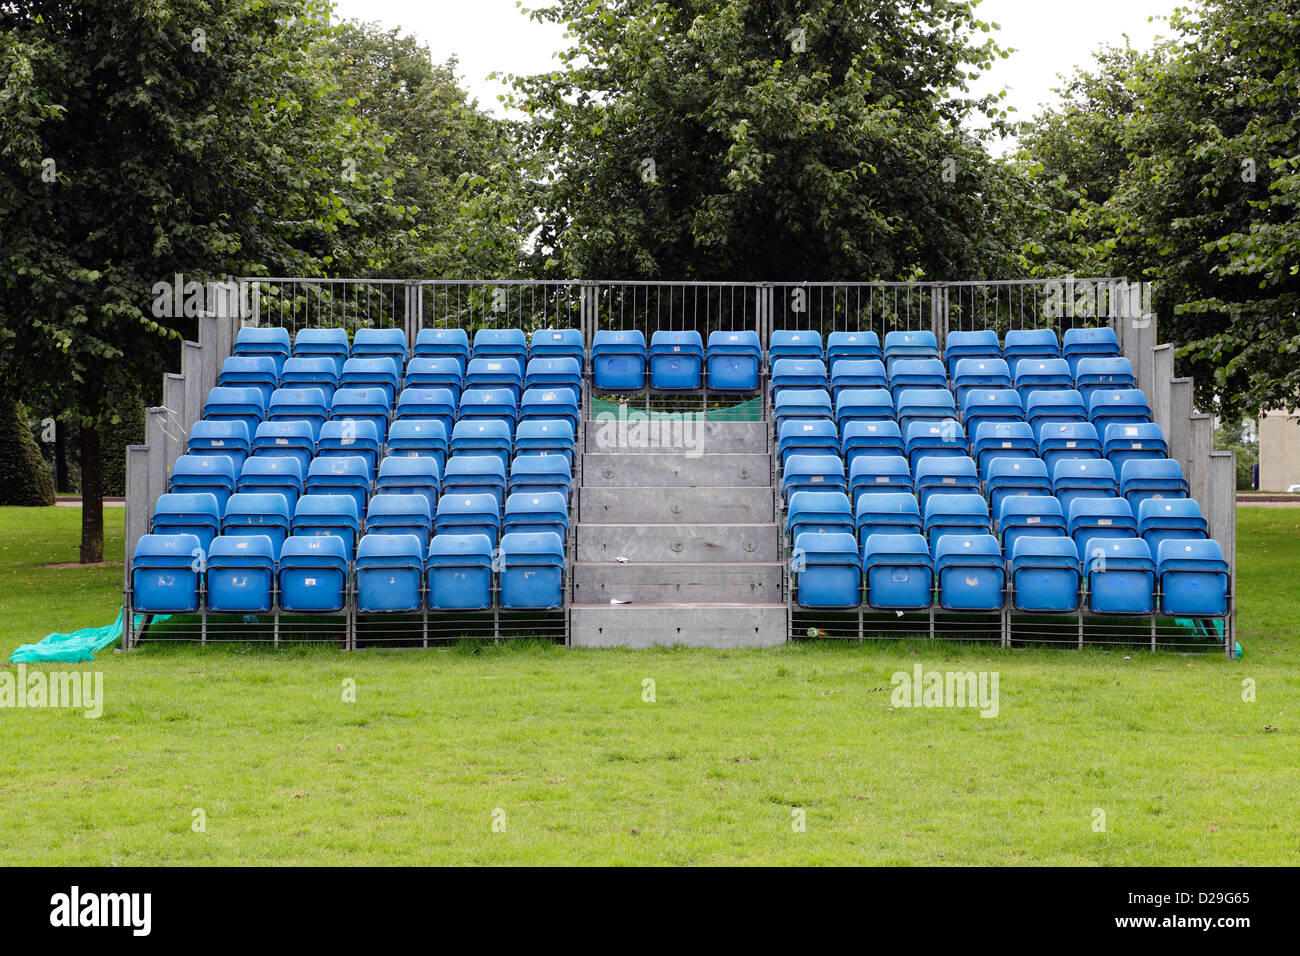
[0,504,1297,865]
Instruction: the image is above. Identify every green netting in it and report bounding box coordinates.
[7,607,163,663]
[589,396,763,421]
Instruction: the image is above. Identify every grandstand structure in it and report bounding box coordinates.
[123,279,1237,654]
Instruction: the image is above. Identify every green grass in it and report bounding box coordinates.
[0,505,1297,865]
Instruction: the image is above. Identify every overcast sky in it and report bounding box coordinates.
[330,0,1185,143]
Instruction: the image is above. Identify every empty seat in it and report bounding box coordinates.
[520,386,578,431]
[786,491,853,541]
[365,492,433,548]
[862,533,933,609]
[466,356,524,398]
[971,421,1038,476]
[499,531,566,609]
[508,454,572,500]
[187,419,252,473]
[151,492,221,550]
[830,358,888,398]
[205,534,276,613]
[237,455,304,511]
[943,330,1001,377]
[435,493,502,546]
[913,456,980,509]
[450,419,512,470]
[386,419,449,470]
[779,418,840,468]
[234,326,291,373]
[203,386,266,434]
[218,355,279,403]
[355,533,423,612]
[1052,457,1118,512]
[278,535,348,612]
[775,388,834,433]
[841,419,904,470]
[267,386,329,439]
[904,419,967,470]
[848,454,911,504]
[705,330,762,391]
[529,328,585,368]
[1062,326,1121,373]
[169,455,237,512]
[458,387,519,427]
[291,494,361,561]
[340,356,401,403]
[984,457,1051,515]
[888,357,947,404]
[771,359,829,394]
[1081,537,1154,615]
[996,495,1067,552]
[961,388,1024,440]
[404,356,465,400]
[1103,422,1168,473]
[825,331,883,371]
[131,533,202,613]
[834,387,894,430]
[933,533,1004,611]
[1013,357,1074,402]
[514,419,576,467]
[221,493,291,556]
[471,328,527,366]
[280,356,340,401]
[426,534,494,610]
[1037,421,1102,473]
[394,387,457,437]
[1157,539,1229,616]
[525,357,582,395]
[1002,328,1060,375]
[895,388,956,436]
[351,328,407,368]
[504,491,570,539]
[648,330,705,389]
[251,420,315,473]
[854,491,922,543]
[316,419,381,475]
[1138,498,1208,555]
[591,330,647,390]
[413,328,470,371]
[782,453,847,500]
[1074,356,1135,402]
[1067,497,1137,550]
[952,357,1012,407]
[292,328,350,373]
[1025,388,1088,438]
[329,386,390,441]
[769,329,823,366]
[793,531,861,609]
[923,493,990,542]
[304,456,371,518]
[376,455,442,512]
[1009,536,1081,613]
[443,455,508,507]
[1120,458,1188,511]
[882,330,939,372]
[1089,388,1152,434]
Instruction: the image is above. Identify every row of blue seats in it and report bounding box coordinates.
[793,531,1228,616]
[131,531,565,614]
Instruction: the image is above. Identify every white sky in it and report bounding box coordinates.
[330,0,1185,139]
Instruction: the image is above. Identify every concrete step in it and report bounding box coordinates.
[570,604,788,648]
[582,452,769,488]
[584,419,768,455]
[573,561,784,604]
[579,486,774,524]
[576,522,780,562]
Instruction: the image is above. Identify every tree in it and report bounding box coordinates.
[506,0,1019,280]
[0,393,55,507]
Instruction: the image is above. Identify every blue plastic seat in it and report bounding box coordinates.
[1089,388,1152,434]
[386,419,449,471]
[394,387,457,437]
[1052,457,1118,513]
[426,533,494,610]
[648,330,705,389]
[705,330,762,391]
[458,387,519,428]
[499,531,566,609]
[914,456,980,509]
[205,534,276,613]
[316,419,381,475]
[985,457,1051,515]
[1067,497,1137,550]
[355,533,423,613]
[529,328,585,369]
[995,495,1067,552]
[922,493,990,542]
[834,387,894,431]
[329,387,390,441]
[944,330,1001,377]
[267,387,329,439]
[782,453,847,500]
[904,419,967,470]
[131,533,203,613]
[1063,326,1121,374]
[525,357,582,396]
[278,535,348,612]
[1002,328,1060,375]
[825,331,882,371]
[895,388,956,436]
[1074,356,1135,403]
[280,356,339,401]
[1037,421,1102,473]
[1157,539,1228,616]
[413,328,470,371]
[221,493,291,556]
[304,456,371,518]
[509,454,572,501]
[151,492,221,550]
[1120,458,1188,511]
[443,455,508,508]
[829,359,888,399]
[882,330,939,373]
[435,493,502,546]
[1009,537,1081,613]
[848,454,911,505]
[841,419,905,470]
[1080,537,1154,614]
[854,491,921,543]
[376,455,442,513]
[234,327,291,374]
[1138,498,1208,555]
[466,356,524,399]
[472,328,528,367]
[521,386,578,431]
[203,386,266,434]
[1026,389,1088,439]
[793,531,861,609]
[591,330,647,390]
[450,419,513,471]
[933,533,1004,611]
[771,359,829,395]
[365,492,433,549]
[862,533,933,609]
[293,328,350,374]
[218,355,279,403]
[887,358,947,403]
[786,491,853,541]
[971,421,1038,476]
[503,491,570,539]
[1103,422,1168,474]
[961,388,1024,440]
[291,494,361,561]
[952,357,1012,407]
[768,329,823,366]
[169,455,237,512]
[351,328,407,369]
[404,357,465,401]
[514,419,576,467]
[775,388,834,433]
[187,419,252,474]
[779,419,840,468]
[340,356,401,403]
[1013,357,1074,402]
[251,420,315,474]
[236,455,304,511]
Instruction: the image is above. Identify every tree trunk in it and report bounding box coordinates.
[55,416,69,493]
[79,420,103,563]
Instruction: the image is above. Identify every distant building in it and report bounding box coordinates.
[1258,410,1300,490]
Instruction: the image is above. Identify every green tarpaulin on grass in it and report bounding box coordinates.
[7,607,163,663]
